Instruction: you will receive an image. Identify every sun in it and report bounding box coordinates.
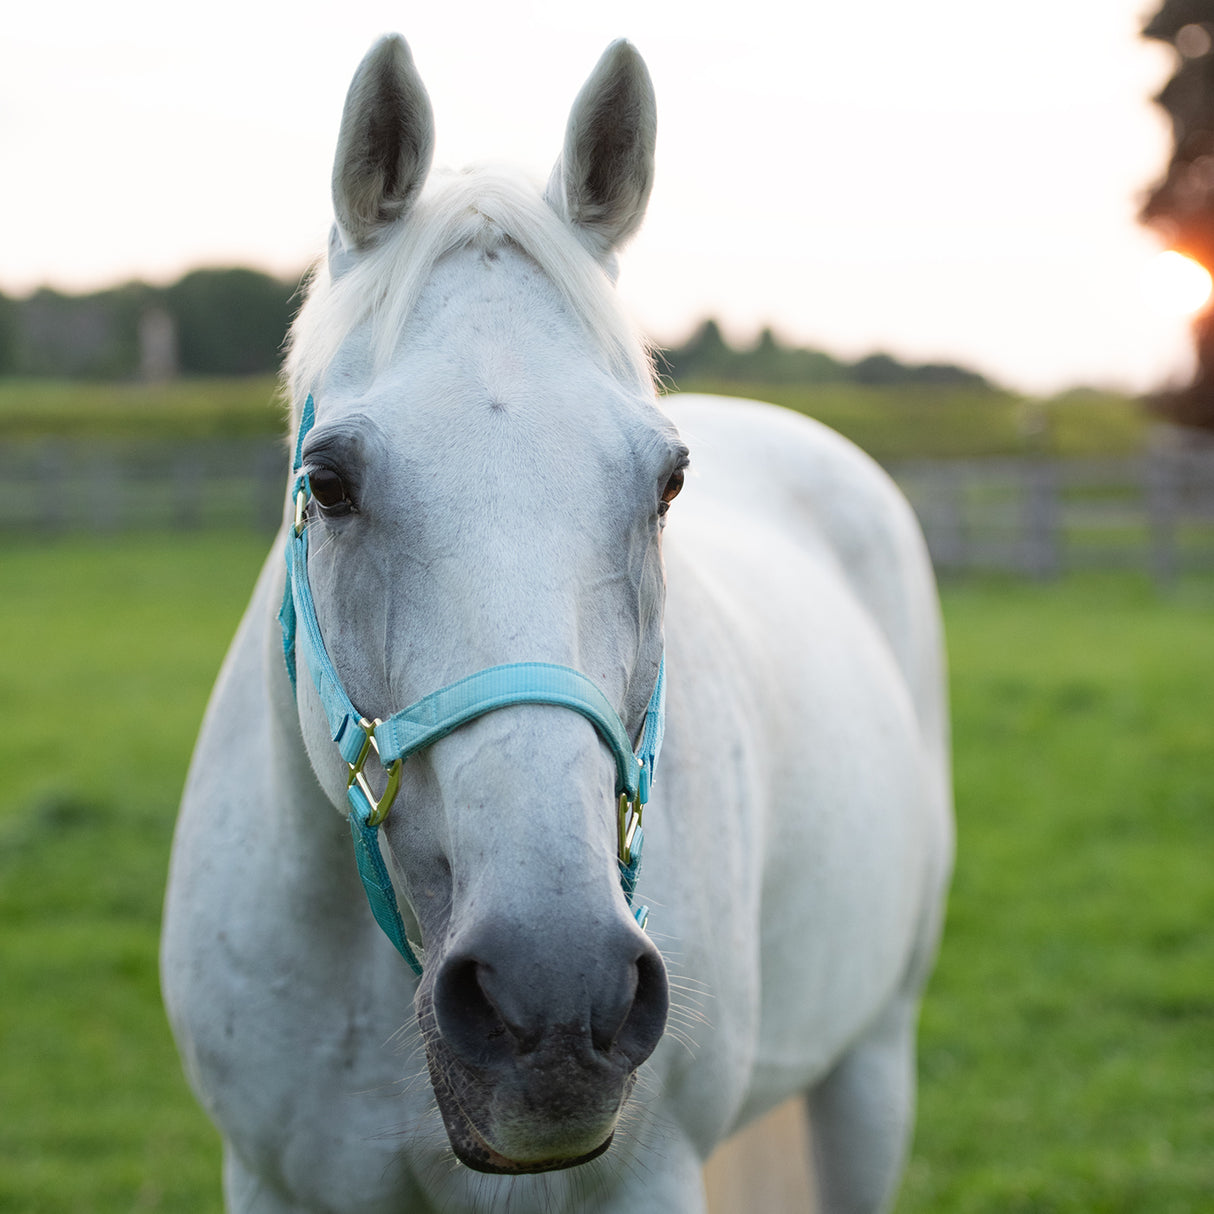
[1145,250,1213,316]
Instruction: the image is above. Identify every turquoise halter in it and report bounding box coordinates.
[278,395,664,975]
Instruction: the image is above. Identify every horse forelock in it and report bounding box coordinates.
[283,166,656,425]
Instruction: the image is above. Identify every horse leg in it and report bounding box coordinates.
[804,995,919,1214]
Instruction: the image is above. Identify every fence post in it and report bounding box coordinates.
[1022,460,1060,579]
[173,449,202,529]
[90,451,120,532]
[256,443,287,532]
[1146,449,1178,585]
[36,442,67,533]
[932,463,968,572]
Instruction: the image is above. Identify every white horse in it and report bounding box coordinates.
[162,35,952,1214]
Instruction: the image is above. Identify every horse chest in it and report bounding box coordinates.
[169,840,438,1208]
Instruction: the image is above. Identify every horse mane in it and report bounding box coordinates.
[283,166,656,423]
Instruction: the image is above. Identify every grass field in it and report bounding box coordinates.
[1,534,1211,1212]
[905,575,1214,1212]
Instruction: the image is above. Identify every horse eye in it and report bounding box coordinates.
[658,466,685,515]
[309,467,352,513]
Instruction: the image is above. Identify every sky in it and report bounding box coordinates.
[0,0,1192,395]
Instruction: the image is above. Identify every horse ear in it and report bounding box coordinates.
[331,35,434,251]
[545,41,656,263]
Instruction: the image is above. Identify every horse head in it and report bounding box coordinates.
[282,35,684,1174]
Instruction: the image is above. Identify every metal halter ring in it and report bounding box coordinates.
[347,718,403,827]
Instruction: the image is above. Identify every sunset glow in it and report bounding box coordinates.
[1145,250,1213,316]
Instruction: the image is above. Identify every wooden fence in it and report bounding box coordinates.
[5,435,1214,581]
[890,443,1214,581]
[1,437,289,536]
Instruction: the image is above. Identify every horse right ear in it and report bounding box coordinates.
[545,41,656,265]
[331,35,434,254]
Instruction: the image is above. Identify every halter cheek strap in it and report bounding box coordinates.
[278,396,666,975]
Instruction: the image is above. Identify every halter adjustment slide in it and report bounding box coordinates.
[346,718,404,827]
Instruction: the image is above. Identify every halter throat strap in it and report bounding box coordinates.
[278,396,665,975]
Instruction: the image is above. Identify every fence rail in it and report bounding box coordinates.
[5,435,1214,581]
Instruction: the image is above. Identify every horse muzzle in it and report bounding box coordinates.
[418,917,669,1173]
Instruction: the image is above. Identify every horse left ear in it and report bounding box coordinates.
[332,34,435,251]
[545,41,656,264]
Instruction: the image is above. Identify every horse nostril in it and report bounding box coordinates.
[603,945,669,1065]
[432,955,517,1067]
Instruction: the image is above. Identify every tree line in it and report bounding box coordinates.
[0,268,300,380]
[0,269,989,389]
[660,319,988,389]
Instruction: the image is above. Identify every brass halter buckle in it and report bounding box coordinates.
[347,718,403,827]
[617,790,644,869]
[293,487,308,536]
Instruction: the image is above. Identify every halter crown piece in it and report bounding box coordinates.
[278,395,665,976]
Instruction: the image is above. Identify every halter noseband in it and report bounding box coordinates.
[277,395,664,976]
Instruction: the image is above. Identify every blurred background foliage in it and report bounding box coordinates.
[1143,0,1214,428]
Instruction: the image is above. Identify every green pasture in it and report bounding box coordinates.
[0,378,283,440]
[1,534,1211,1212]
[0,376,1147,459]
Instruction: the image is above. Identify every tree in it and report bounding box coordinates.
[0,291,17,375]
[661,318,733,382]
[165,268,296,376]
[1142,1,1214,428]
[659,319,990,389]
